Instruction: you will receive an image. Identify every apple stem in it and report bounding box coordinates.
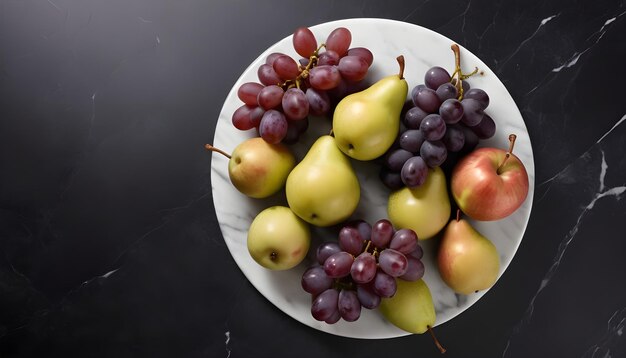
[427,326,447,354]
[397,55,405,79]
[205,144,231,159]
[456,209,460,222]
[496,134,517,174]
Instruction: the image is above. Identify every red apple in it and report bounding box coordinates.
[451,135,529,221]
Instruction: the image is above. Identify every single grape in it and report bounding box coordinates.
[249,107,264,128]
[306,88,331,116]
[442,124,465,152]
[420,140,448,168]
[237,82,264,106]
[338,55,368,82]
[257,64,281,86]
[400,156,428,188]
[471,113,496,139]
[464,88,489,109]
[231,105,256,130]
[371,219,394,248]
[338,289,361,322]
[257,85,284,110]
[348,220,372,245]
[350,252,377,284]
[378,249,408,277]
[356,283,381,309]
[317,50,340,66]
[325,27,351,56]
[436,82,458,102]
[460,124,479,153]
[293,27,317,58]
[399,129,425,153]
[389,229,418,254]
[439,98,464,124]
[324,251,354,278]
[410,84,426,103]
[420,114,446,141]
[308,65,341,90]
[282,121,301,144]
[316,242,341,265]
[259,110,288,143]
[460,98,485,126]
[273,55,300,81]
[325,309,341,324]
[265,52,286,65]
[425,66,451,90]
[311,288,339,321]
[400,256,425,281]
[338,226,364,256]
[301,266,334,295]
[347,47,373,67]
[408,245,424,260]
[404,106,429,129]
[373,270,397,298]
[413,87,441,114]
[384,149,413,171]
[379,168,404,191]
[282,88,309,120]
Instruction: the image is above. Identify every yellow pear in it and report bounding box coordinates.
[387,166,451,240]
[285,135,360,227]
[332,56,408,161]
[379,279,436,334]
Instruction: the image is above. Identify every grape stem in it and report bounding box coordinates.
[449,44,480,100]
[285,43,326,90]
[427,326,447,354]
[496,134,517,174]
[204,144,231,159]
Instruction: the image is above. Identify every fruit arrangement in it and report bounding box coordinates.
[209,21,532,347]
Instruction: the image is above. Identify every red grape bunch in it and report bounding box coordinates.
[380,44,497,191]
[232,27,374,144]
[301,219,424,324]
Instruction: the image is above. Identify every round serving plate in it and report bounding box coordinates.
[210,18,535,339]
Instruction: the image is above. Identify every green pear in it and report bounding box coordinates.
[387,166,451,240]
[379,279,436,334]
[437,217,500,294]
[332,56,408,161]
[286,135,360,227]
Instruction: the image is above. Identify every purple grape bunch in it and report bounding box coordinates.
[301,219,424,324]
[380,58,497,191]
[232,27,374,144]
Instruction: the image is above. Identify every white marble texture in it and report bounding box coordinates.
[210,18,535,339]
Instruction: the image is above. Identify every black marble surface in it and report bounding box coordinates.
[1,0,625,357]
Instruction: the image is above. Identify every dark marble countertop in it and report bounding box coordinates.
[1,1,625,357]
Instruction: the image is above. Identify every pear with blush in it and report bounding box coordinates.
[437,213,500,294]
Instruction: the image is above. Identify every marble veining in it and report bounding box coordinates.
[1,1,624,356]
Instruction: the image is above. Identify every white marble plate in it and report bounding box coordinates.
[211,18,535,339]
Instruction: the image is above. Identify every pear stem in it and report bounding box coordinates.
[427,326,447,354]
[496,134,517,174]
[397,55,405,79]
[205,144,231,159]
